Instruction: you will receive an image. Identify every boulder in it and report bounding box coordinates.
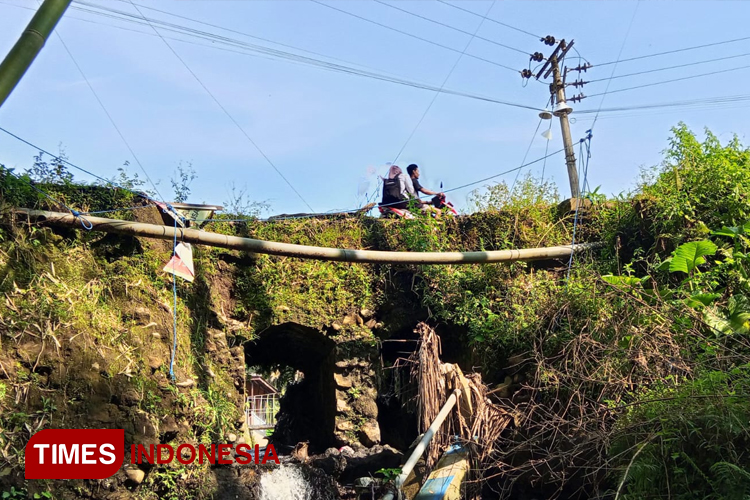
[340,445,402,482]
[124,468,145,485]
[334,372,353,388]
[353,397,378,419]
[358,421,381,447]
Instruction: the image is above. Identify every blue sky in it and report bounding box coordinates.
[1,0,749,216]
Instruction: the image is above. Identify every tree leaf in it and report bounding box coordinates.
[711,221,750,238]
[669,240,718,274]
[656,258,672,272]
[684,293,721,309]
[602,275,645,287]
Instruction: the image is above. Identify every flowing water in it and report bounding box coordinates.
[258,464,336,500]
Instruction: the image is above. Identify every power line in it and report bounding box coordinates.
[510,117,543,191]
[0,126,171,211]
[309,0,521,74]
[436,0,541,40]
[6,1,541,111]
[576,93,750,115]
[50,26,165,202]
[586,63,750,99]
[594,34,750,67]
[590,1,639,131]
[444,145,567,195]
[83,0,390,75]
[392,0,497,164]
[372,0,529,56]
[201,145,570,222]
[586,51,750,84]
[125,0,315,212]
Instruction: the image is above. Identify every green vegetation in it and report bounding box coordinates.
[0,122,749,499]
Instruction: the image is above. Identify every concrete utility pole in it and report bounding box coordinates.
[524,37,586,201]
[549,51,580,199]
[0,0,72,109]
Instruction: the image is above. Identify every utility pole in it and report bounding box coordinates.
[0,0,72,109]
[549,51,579,199]
[523,37,588,201]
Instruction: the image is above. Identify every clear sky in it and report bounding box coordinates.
[1,0,749,216]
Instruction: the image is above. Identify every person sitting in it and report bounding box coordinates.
[381,165,417,210]
[407,164,443,198]
[407,164,442,216]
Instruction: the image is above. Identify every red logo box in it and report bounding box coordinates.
[25,429,124,479]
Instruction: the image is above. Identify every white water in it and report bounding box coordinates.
[259,465,330,500]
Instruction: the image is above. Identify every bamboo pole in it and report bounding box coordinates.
[0,0,72,108]
[16,209,601,265]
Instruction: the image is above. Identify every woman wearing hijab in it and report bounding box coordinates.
[381,165,417,209]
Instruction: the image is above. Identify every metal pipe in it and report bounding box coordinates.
[0,0,72,108]
[16,209,601,265]
[382,389,462,500]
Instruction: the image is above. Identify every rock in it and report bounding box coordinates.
[292,441,309,462]
[365,319,378,329]
[358,421,381,447]
[121,388,142,406]
[331,321,342,331]
[336,399,351,414]
[151,332,161,339]
[353,397,378,419]
[339,446,355,456]
[334,372,353,388]
[360,308,374,319]
[227,433,237,443]
[342,313,364,327]
[132,307,151,323]
[160,416,179,435]
[337,420,355,432]
[125,468,145,485]
[354,477,380,491]
[340,445,402,482]
[147,355,162,371]
[91,362,100,371]
[210,331,226,343]
[310,448,347,477]
[175,379,194,388]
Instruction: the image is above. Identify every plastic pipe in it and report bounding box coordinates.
[381,388,462,500]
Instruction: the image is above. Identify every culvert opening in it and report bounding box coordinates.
[244,323,336,453]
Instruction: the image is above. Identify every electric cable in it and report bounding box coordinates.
[510,117,543,192]
[50,25,165,202]
[310,0,520,73]
[586,63,750,100]
[586,51,750,84]
[126,0,315,212]
[392,0,497,164]
[435,0,541,39]
[595,34,750,67]
[372,0,529,56]
[590,1,639,131]
[0,0,543,112]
